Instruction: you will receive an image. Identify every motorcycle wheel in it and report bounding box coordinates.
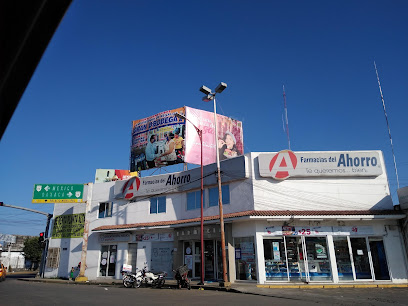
[135,277,142,288]
[157,279,165,288]
[123,276,133,288]
[187,279,191,290]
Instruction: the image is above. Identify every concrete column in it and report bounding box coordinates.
[255,232,266,284]
[327,235,339,283]
[226,223,235,283]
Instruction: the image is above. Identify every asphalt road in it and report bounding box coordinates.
[1,278,408,306]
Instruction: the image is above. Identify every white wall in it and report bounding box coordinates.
[45,203,85,278]
[383,226,408,283]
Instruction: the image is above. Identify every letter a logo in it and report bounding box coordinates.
[269,150,297,180]
[122,177,141,199]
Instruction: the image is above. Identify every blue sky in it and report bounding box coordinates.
[1,0,408,237]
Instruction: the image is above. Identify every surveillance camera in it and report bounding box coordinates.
[215,82,227,93]
[199,85,212,96]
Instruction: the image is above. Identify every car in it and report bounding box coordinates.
[0,262,6,281]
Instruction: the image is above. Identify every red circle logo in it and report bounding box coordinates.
[269,150,297,180]
[122,177,141,199]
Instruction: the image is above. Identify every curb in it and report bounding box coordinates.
[17,278,231,291]
[257,284,408,289]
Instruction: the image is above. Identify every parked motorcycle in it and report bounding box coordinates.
[140,267,167,288]
[173,264,191,290]
[122,269,143,288]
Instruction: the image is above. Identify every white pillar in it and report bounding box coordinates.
[327,235,339,283]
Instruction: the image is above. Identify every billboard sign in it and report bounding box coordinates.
[0,234,16,243]
[32,184,85,203]
[130,107,186,171]
[95,169,138,183]
[184,106,244,165]
[116,155,247,200]
[51,213,85,238]
[259,150,383,180]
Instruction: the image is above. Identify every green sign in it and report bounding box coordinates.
[32,184,85,203]
[52,213,85,238]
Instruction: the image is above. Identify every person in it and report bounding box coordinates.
[173,128,184,162]
[158,132,177,165]
[218,131,241,160]
[145,135,159,168]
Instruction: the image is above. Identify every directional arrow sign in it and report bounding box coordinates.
[32,184,85,203]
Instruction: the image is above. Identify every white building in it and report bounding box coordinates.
[45,151,408,284]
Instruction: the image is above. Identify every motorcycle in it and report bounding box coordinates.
[140,267,167,288]
[122,267,167,288]
[173,264,191,290]
[122,269,143,288]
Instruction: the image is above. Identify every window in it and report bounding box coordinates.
[150,196,166,214]
[187,190,205,210]
[46,248,61,268]
[99,245,116,276]
[99,202,112,218]
[209,185,230,207]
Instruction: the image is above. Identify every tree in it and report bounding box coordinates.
[23,237,42,267]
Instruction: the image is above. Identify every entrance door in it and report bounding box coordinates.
[285,237,307,282]
[369,239,390,280]
[185,240,217,280]
[350,238,372,280]
[204,240,215,280]
[99,245,117,277]
[193,241,201,279]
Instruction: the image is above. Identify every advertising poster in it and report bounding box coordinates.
[94,169,137,183]
[51,213,85,238]
[282,226,296,236]
[184,106,244,166]
[130,107,186,171]
[240,242,255,263]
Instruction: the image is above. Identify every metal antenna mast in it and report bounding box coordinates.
[374,61,399,189]
[283,85,291,150]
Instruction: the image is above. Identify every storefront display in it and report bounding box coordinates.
[235,237,257,281]
[305,237,331,281]
[333,237,353,281]
[263,232,392,283]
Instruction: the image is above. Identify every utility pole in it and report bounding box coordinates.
[0,202,52,277]
[76,182,93,282]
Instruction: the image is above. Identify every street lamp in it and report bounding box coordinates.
[174,112,204,286]
[199,82,228,286]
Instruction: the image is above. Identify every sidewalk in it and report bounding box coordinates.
[17,276,408,294]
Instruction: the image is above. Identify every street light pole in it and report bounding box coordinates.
[175,113,204,285]
[199,82,228,286]
[0,202,52,277]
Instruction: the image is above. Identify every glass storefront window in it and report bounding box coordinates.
[263,234,390,283]
[350,238,372,280]
[264,238,287,281]
[235,237,257,280]
[263,236,332,282]
[333,237,353,281]
[304,237,332,281]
